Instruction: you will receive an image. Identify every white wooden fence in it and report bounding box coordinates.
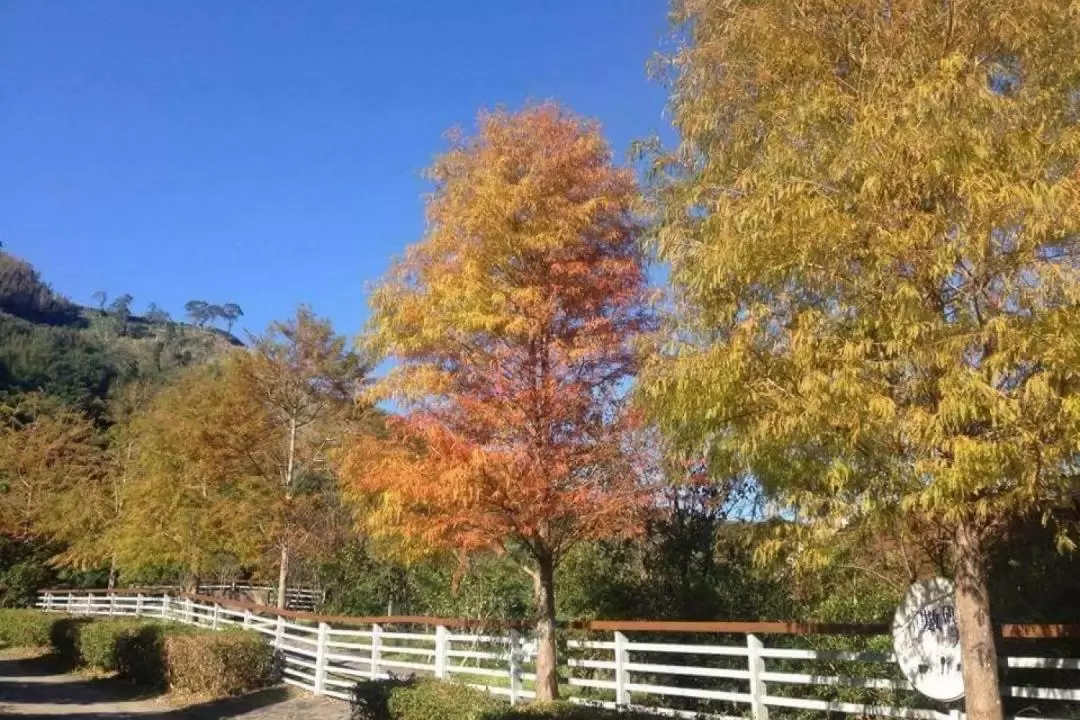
[36,590,1080,720]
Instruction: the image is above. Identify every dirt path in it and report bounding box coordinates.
[0,653,351,720]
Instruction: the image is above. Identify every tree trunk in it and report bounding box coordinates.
[531,554,559,702]
[277,415,297,610]
[955,522,1003,720]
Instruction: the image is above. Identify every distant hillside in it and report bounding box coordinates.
[0,249,242,416]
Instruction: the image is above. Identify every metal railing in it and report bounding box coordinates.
[36,590,1080,719]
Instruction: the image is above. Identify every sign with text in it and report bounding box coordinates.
[892,577,964,701]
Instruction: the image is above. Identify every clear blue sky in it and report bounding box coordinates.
[1,1,672,338]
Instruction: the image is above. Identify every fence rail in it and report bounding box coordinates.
[36,590,1080,719]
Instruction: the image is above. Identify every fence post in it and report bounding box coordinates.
[747,633,769,720]
[614,631,631,706]
[243,609,253,629]
[275,614,286,650]
[185,597,195,625]
[86,592,94,616]
[370,623,382,679]
[508,629,522,706]
[109,593,116,616]
[314,621,330,695]
[435,625,449,679]
[44,592,53,612]
[161,593,171,620]
[134,593,143,616]
[212,603,221,630]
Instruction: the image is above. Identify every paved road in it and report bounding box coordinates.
[0,654,351,720]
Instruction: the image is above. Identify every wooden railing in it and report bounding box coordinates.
[36,589,1080,719]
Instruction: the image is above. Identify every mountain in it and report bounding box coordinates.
[0,250,241,416]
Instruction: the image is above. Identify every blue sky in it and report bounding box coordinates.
[1,1,673,339]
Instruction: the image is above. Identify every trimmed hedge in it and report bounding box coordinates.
[0,609,72,648]
[163,628,275,696]
[0,610,273,699]
[387,679,507,720]
[352,678,663,720]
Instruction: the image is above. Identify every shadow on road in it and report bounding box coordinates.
[0,653,304,719]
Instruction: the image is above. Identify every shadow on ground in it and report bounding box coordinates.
[0,652,332,719]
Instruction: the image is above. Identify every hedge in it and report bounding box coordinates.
[163,628,275,696]
[352,678,673,720]
[0,610,273,698]
[0,608,70,648]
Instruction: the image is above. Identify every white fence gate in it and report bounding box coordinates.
[37,590,1080,719]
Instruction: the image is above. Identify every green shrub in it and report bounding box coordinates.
[49,616,91,665]
[76,620,153,671]
[163,628,275,696]
[351,679,673,720]
[114,622,203,687]
[0,609,66,648]
[385,678,507,720]
[494,702,663,719]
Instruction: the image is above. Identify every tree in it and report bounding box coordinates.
[108,294,134,335]
[107,365,270,588]
[346,104,655,700]
[235,306,367,608]
[220,303,244,334]
[184,300,212,327]
[91,291,107,313]
[641,3,1080,719]
[144,303,171,324]
[48,381,158,588]
[0,395,103,540]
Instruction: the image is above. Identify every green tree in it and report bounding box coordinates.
[220,303,244,333]
[642,2,1080,718]
[144,302,171,324]
[108,294,134,335]
[184,300,212,327]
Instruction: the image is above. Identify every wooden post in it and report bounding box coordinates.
[212,603,221,630]
[275,615,286,649]
[135,593,144,617]
[370,623,382,679]
[435,625,449,679]
[314,621,330,695]
[747,633,769,720]
[614,631,631,706]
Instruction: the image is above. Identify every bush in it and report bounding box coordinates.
[163,628,275,696]
[494,703,663,719]
[0,609,62,647]
[76,620,154,672]
[352,675,419,720]
[49,616,91,665]
[351,678,672,720]
[386,679,507,720]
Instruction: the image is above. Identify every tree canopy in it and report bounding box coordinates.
[641,2,1080,717]
[347,104,656,700]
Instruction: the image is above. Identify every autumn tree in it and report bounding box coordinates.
[235,307,366,608]
[107,365,272,588]
[642,2,1080,718]
[0,395,103,541]
[48,381,159,587]
[346,104,655,700]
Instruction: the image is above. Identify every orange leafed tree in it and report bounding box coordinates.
[344,104,655,700]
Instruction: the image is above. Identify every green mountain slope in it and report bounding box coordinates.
[0,250,241,415]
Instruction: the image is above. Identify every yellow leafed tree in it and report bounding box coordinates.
[642,2,1080,718]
